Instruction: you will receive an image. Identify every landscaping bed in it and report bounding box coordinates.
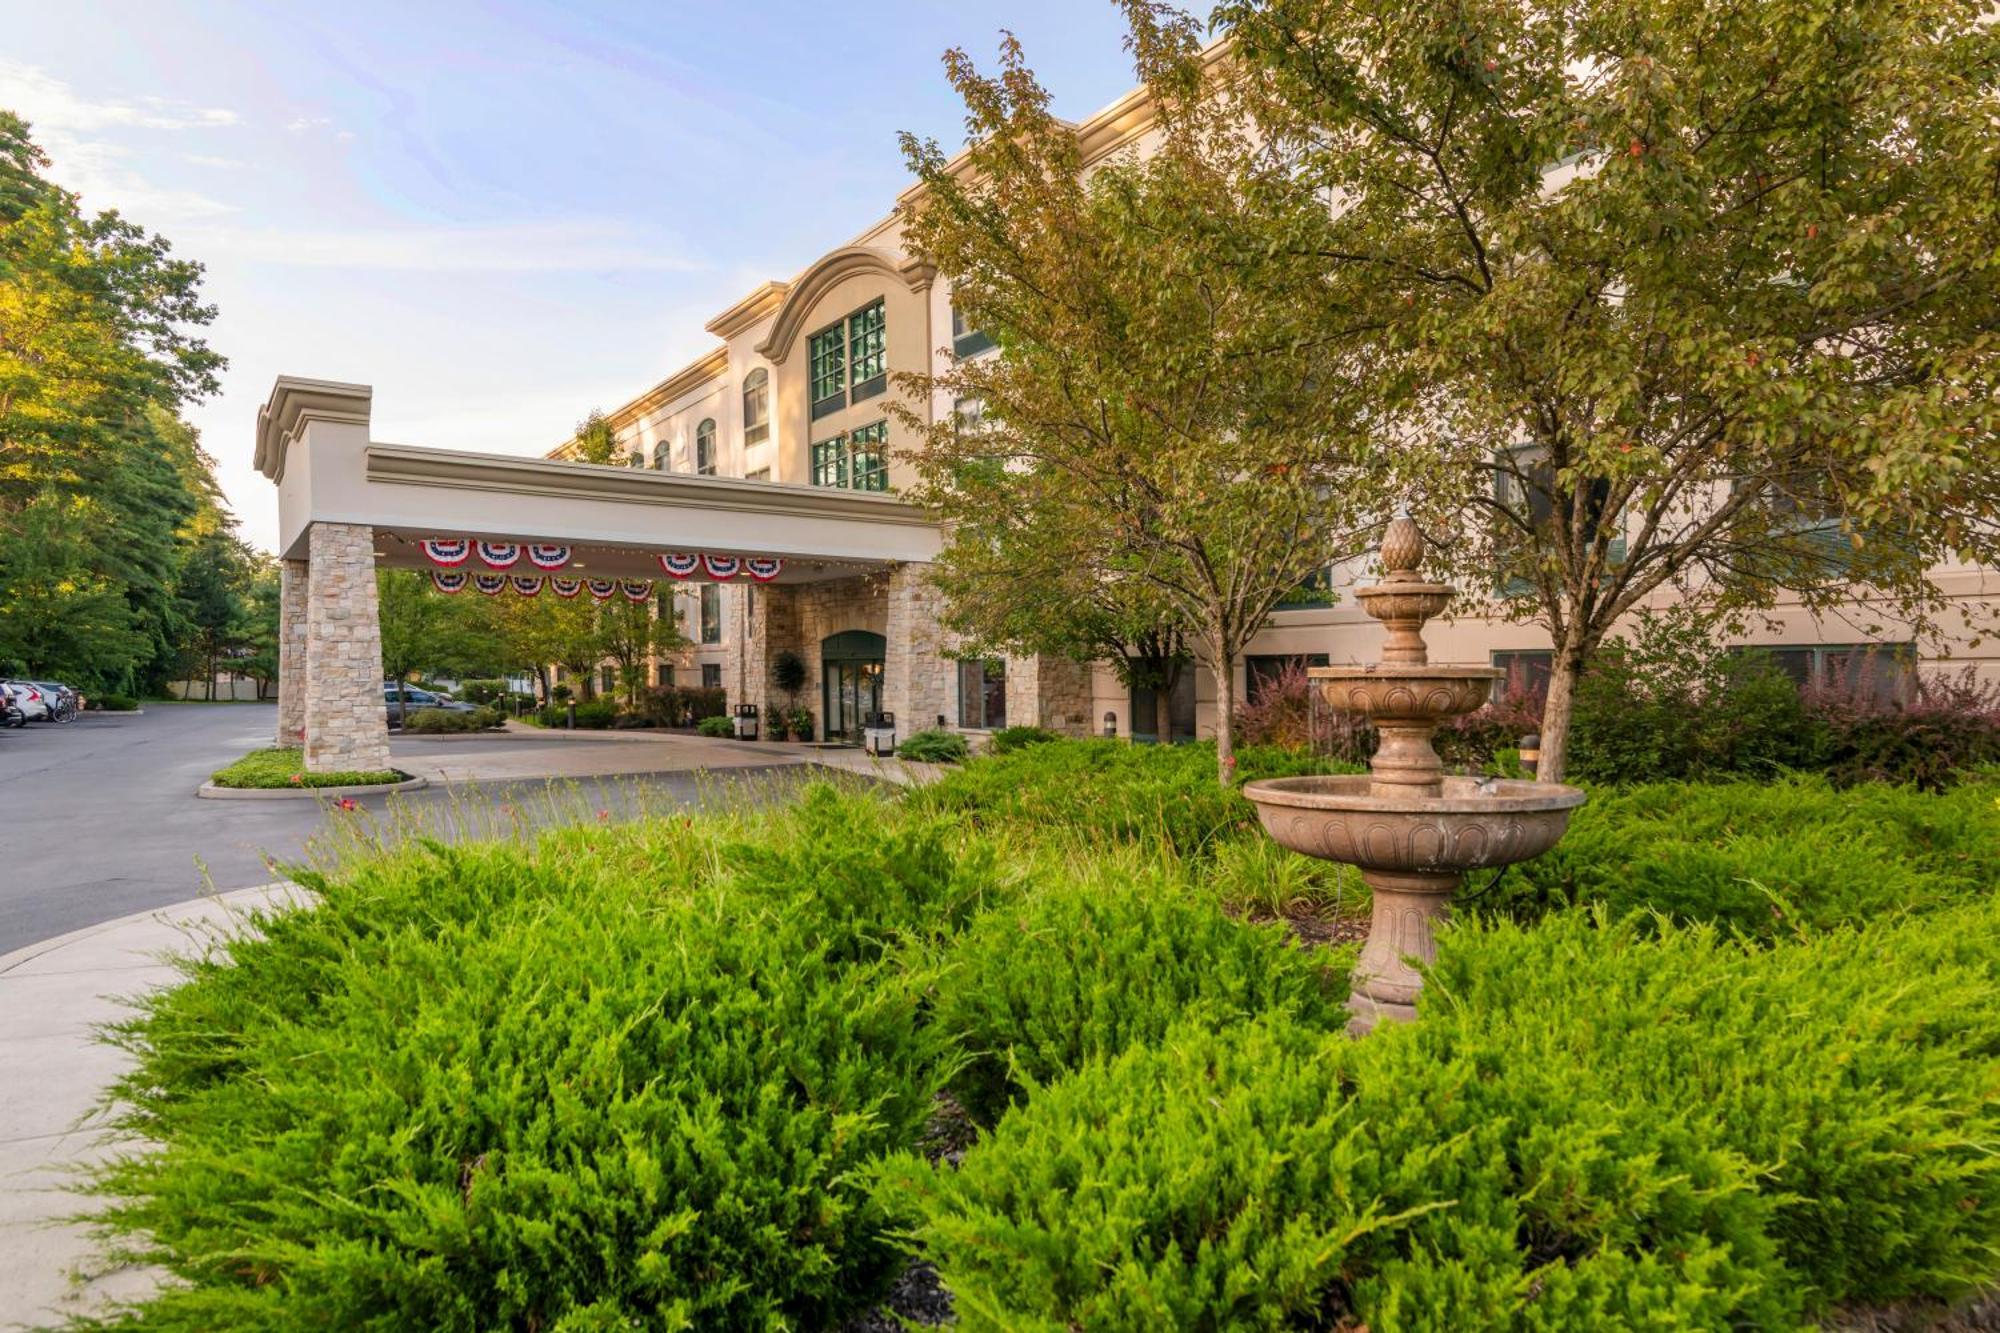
[90,740,2000,1328]
[205,746,408,790]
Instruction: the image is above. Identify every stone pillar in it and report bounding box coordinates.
[883,562,952,732]
[302,521,391,773]
[1005,654,1095,736]
[275,557,309,746]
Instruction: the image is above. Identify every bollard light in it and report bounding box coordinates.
[1103,710,1117,739]
[1518,733,1540,779]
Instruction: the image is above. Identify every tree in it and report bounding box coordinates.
[568,408,629,467]
[235,557,283,700]
[376,571,505,723]
[175,523,255,700]
[0,491,148,685]
[896,15,1392,783]
[1223,0,2000,780]
[480,591,605,702]
[595,595,688,706]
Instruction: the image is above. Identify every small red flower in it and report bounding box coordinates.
[335,797,359,812]
[1627,139,1645,157]
[597,809,611,822]
[289,773,303,785]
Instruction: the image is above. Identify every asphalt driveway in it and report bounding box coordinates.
[0,703,808,954]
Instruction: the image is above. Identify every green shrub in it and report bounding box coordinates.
[88,692,140,711]
[896,728,970,763]
[455,678,507,705]
[1487,775,2000,938]
[930,870,1349,1125]
[571,698,616,729]
[696,714,735,737]
[208,746,402,789]
[401,706,504,734]
[881,1013,1794,1330]
[909,738,1354,858]
[91,787,984,1329]
[1423,905,2000,1309]
[637,684,729,727]
[986,724,1059,754]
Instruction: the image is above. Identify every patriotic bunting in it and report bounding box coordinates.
[473,574,508,596]
[701,553,742,580]
[510,576,543,597]
[421,538,471,567]
[477,542,521,569]
[744,557,784,582]
[585,578,618,601]
[658,552,701,579]
[620,579,654,602]
[549,577,583,598]
[431,570,468,594]
[526,544,570,570]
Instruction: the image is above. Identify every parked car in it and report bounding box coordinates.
[1,681,51,723]
[383,683,477,727]
[28,681,78,722]
[0,683,25,729]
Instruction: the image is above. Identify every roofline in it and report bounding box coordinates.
[255,376,372,482]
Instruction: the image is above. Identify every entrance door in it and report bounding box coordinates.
[820,630,886,742]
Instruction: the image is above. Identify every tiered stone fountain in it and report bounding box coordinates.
[1242,515,1586,1032]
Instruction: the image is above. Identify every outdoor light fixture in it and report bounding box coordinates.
[1103,711,1117,738]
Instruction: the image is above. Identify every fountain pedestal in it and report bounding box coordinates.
[1241,516,1586,1033]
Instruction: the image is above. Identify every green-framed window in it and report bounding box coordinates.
[809,324,846,419]
[811,435,847,488]
[849,421,888,492]
[848,300,886,402]
[699,584,721,644]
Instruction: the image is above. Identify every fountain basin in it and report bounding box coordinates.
[1309,665,1501,722]
[1241,774,1585,875]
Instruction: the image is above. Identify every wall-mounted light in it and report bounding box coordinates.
[1103,711,1117,739]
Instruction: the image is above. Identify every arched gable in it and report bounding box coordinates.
[755,246,935,362]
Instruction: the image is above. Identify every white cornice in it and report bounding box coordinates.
[255,377,372,483]
[704,281,788,340]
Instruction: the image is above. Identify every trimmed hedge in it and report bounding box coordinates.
[695,714,735,738]
[401,705,505,734]
[928,869,1349,1125]
[1487,774,2000,938]
[888,901,2000,1326]
[208,746,402,790]
[986,724,1060,754]
[91,787,988,1330]
[896,728,970,764]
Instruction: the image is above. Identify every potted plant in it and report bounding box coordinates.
[768,705,790,741]
[788,706,814,743]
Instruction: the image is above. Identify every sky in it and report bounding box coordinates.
[1,0,1147,551]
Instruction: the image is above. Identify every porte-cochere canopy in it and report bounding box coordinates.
[257,376,946,772]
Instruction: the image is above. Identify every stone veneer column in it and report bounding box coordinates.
[302,521,392,773]
[882,562,952,732]
[1005,654,1095,736]
[274,557,309,746]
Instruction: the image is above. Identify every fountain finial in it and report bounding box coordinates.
[1379,510,1425,581]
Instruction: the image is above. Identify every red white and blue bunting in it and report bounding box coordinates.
[476,542,521,569]
[549,577,583,598]
[745,557,783,582]
[431,569,468,594]
[585,578,618,601]
[473,574,508,596]
[658,552,701,579]
[421,539,471,567]
[620,579,653,602]
[526,544,570,570]
[509,576,543,597]
[700,553,742,580]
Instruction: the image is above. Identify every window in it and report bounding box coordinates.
[848,300,886,402]
[701,663,722,689]
[810,423,888,492]
[1494,446,1624,595]
[600,664,616,695]
[811,435,847,488]
[953,395,985,431]
[656,663,676,687]
[1277,566,1336,609]
[951,303,995,359]
[1245,653,1330,703]
[849,421,888,492]
[807,298,885,420]
[695,418,716,476]
[742,368,769,446]
[1749,642,1912,704]
[746,466,771,483]
[1490,650,1553,696]
[699,584,721,644]
[957,659,1006,729]
[650,439,669,470]
[628,450,645,469]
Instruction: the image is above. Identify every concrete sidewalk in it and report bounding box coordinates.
[0,884,307,1329]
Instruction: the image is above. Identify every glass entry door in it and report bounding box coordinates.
[824,660,883,741]
[820,630,888,742]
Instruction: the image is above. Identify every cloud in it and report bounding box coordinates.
[189,218,706,273]
[0,60,238,132]
[183,153,247,169]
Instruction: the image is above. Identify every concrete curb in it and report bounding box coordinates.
[82,708,144,717]
[0,882,307,978]
[195,773,429,800]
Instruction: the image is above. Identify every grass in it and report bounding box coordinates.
[208,746,405,790]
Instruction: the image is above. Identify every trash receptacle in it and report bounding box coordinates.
[863,710,896,757]
[733,703,759,741]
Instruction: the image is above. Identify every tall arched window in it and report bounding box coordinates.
[742,368,769,446]
[695,418,716,476]
[650,439,669,470]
